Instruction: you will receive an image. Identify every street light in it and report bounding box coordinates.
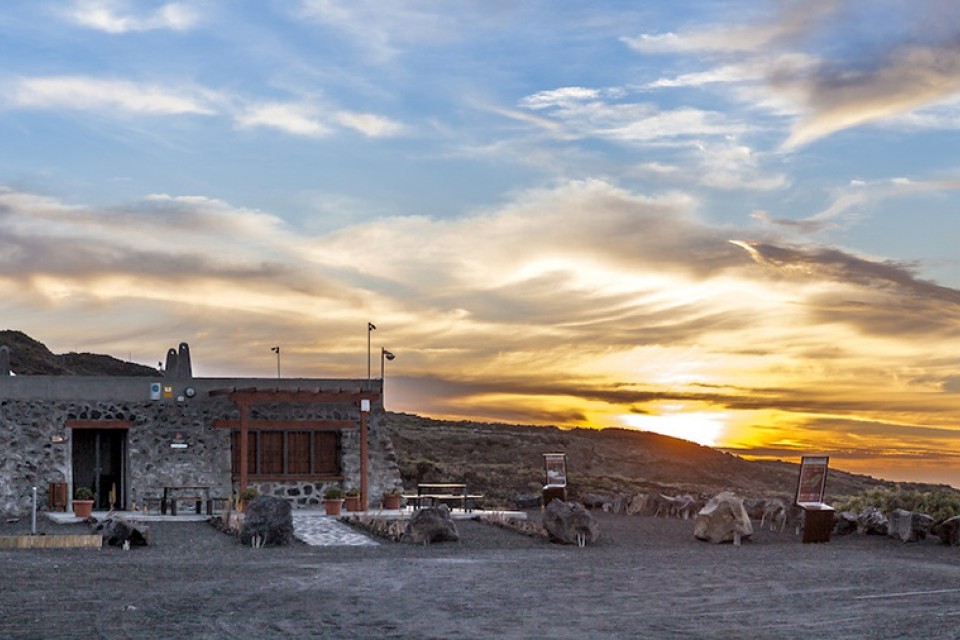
[380,347,395,380]
[367,322,376,387]
[272,346,280,379]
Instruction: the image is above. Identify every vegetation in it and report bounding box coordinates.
[323,487,344,500]
[239,487,259,501]
[74,487,94,501]
[833,487,960,523]
[385,413,957,510]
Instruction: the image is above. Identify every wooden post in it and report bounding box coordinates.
[359,401,369,509]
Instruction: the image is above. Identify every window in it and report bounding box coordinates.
[231,430,341,478]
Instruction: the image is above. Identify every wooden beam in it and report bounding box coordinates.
[209,387,379,405]
[211,419,356,430]
[66,419,134,430]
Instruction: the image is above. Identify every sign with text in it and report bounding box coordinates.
[796,455,829,506]
[543,453,567,487]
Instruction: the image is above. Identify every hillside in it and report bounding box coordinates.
[5,330,953,507]
[385,412,953,508]
[0,330,157,376]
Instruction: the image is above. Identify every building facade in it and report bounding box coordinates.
[0,370,402,517]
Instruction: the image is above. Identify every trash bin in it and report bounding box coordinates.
[802,504,835,543]
[542,485,566,507]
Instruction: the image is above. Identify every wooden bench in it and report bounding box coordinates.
[407,484,484,512]
[161,485,213,516]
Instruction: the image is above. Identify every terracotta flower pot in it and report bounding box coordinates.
[382,494,402,510]
[344,495,362,512]
[323,499,343,516]
[72,500,94,519]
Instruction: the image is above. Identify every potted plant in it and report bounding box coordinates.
[322,487,344,516]
[238,487,259,512]
[73,487,95,518]
[382,487,403,510]
[344,487,362,512]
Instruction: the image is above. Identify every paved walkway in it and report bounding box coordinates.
[292,513,379,547]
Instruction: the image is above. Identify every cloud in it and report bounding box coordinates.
[779,41,960,148]
[5,76,403,140]
[7,76,217,116]
[3,179,959,449]
[63,0,200,33]
[621,1,839,54]
[235,103,331,137]
[296,0,460,62]
[334,111,405,137]
[622,0,960,147]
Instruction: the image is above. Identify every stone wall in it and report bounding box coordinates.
[0,378,402,516]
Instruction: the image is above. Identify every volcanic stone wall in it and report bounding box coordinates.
[0,377,401,516]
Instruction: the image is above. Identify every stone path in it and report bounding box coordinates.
[292,514,379,547]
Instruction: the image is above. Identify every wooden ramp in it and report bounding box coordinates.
[0,535,102,550]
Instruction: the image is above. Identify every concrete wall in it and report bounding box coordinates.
[0,375,401,516]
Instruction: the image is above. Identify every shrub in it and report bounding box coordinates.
[74,487,94,500]
[834,487,960,523]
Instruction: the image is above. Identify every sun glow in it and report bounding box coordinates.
[620,408,729,447]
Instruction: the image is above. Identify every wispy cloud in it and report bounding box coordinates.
[63,0,200,33]
[235,103,331,137]
[8,76,217,115]
[4,75,404,139]
[624,0,960,147]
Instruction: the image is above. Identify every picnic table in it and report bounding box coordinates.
[161,485,214,516]
[404,483,484,511]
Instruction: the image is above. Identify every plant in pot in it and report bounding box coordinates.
[322,487,344,516]
[344,487,362,512]
[382,487,403,510]
[238,487,259,512]
[73,486,95,518]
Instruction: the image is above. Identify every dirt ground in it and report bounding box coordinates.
[2,511,960,639]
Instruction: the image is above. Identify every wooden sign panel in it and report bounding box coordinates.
[796,455,829,506]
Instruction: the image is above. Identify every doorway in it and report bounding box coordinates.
[72,429,127,510]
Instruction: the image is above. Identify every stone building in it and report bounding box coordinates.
[0,343,402,517]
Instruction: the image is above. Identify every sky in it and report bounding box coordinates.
[1,1,959,487]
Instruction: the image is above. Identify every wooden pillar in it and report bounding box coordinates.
[360,400,369,508]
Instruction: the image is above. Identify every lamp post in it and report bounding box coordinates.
[380,348,395,380]
[271,346,280,379]
[380,348,395,407]
[367,322,376,387]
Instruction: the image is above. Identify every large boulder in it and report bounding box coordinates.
[856,507,888,536]
[93,514,151,547]
[626,493,648,516]
[933,516,960,546]
[694,492,753,545]
[833,511,859,536]
[240,495,293,547]
[888,508,933,543]
[404,505,460,545]
[542,500,600,546]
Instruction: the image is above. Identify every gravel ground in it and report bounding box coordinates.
[2,512,960,639]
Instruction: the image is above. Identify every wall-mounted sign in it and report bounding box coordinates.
[149,382,162,401]
[360,399,371,412]
[170,432,188,449]
[163,385,174,399]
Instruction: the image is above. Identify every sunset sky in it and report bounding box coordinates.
[2,1,959,487]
